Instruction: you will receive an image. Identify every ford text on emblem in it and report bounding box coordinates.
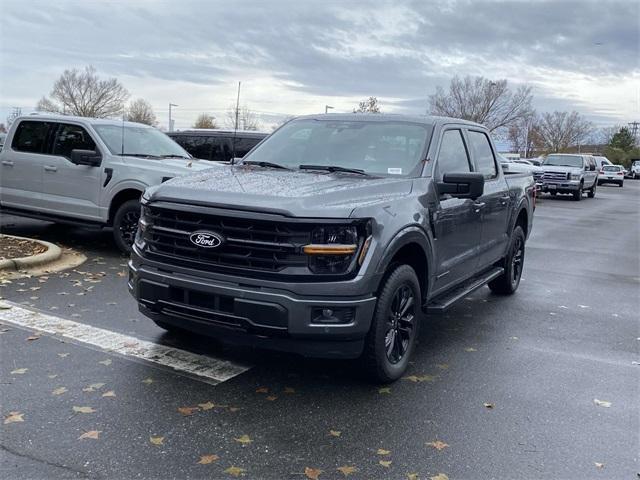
[189,231,224,248]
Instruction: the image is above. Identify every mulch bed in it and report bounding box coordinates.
[0,235,47,261]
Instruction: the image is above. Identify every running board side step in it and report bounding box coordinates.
[425,267,504,313]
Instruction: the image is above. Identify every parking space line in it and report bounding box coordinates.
[0,303,252,384]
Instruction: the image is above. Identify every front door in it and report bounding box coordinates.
[40,122,102,221]
[465,129,511,269]
[430,128,483,293]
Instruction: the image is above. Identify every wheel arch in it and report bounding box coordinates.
[108,188,143,225]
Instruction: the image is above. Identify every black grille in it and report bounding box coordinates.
[144,205,311,275]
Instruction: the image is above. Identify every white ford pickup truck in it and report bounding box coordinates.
[0,114,217,252]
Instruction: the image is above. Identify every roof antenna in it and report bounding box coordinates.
[120,108,125,156]
[231,81,241,165]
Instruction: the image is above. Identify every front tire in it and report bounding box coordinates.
[489,226,525,295]
[573,184,583,201]
[588,183,596,198]
[112,199,141,254]
[361,265,421,383]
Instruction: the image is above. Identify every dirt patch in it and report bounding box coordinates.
[0,235,47,260]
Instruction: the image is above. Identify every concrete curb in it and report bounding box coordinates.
[0,234,62,272]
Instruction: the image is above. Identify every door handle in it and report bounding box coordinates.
[1,160,14,166]
[44,165,58,172]
[500,195,510,205]
[474,201,486,213]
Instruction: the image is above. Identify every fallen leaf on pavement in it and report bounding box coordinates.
[594,462,604,469]
[483,403,495,409]
[234,434,252,445]
[426,440,449,451]
[329,430,341,437]
[73,406,96,414]
[379,460,392,468]
[83,383,106,392]
[150,436,164,445]
[436,363,449,370]
[337,466,358,476]
[0,303,12,310]
[265,395,277,401]
[224,466,245,477]
[178,406,200,416]
[52,387,67,395]
[377,449,391,455]
[378,387,391,394]
[305,467,323,479]
[197,454,219,464]
[10,368,28,375]
[142,378,154,384]
[117,271,127,277]
[102,390,116,398]
[57,353,69,358]
[284,387,296,394]
[3,412,24,424]
[407,474,419,480]
[78,430,101,440]
[228,407,241,412]
[26,335,40,341]
[430,474,449,480]
[198,401,215,410]
[404,374,438,383]
[464,347,477,352]
[255,387,268,393]
[98,359,112,366]
[593,399,611,408]
[48,374,58,379]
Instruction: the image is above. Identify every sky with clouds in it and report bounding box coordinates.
[1,0,638,130]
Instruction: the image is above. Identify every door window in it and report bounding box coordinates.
[436,129,471,177]
[11,121,54,154]
[467,130,497,179]
[52,124,96,159]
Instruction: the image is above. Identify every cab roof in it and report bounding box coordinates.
[15,113,153,128]
[292,113,486,129]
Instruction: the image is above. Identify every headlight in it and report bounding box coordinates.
[570,173,581,180]
[134,205,151,250]
[304,225,363,274]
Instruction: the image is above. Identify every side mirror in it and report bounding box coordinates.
[590,164,596,171]
[437,172,485,200]
[501,163,510,172]
[70,149,101,166]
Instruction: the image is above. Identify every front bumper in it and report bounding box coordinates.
[540,180,581,193]
[128,249,379,359]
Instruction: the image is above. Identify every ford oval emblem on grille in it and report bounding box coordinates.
[189,231,224,248]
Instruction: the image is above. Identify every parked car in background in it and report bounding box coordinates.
[598,165,625,187]
[526,157,543,166]
[129,113,536,382]
[539,153,598,200]
[498,154,543,185]
[630,159,640,179]
[167,130,268,162]
[0,115,218,252]
[594,155,612,171]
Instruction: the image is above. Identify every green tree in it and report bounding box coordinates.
[609,127,635,151]
[193,113,218,129]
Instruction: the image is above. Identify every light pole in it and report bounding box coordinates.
[168,103,178,132]
[325,105,334,114]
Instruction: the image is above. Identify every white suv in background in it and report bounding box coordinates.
[0,115,218,252]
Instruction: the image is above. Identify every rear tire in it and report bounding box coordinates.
[588,183,596,198]
[619,181,624,187]
[572,184,583,201]
[361,265,421,383]
[489,226,525,295]
[112,199,141,254]
[549,191,557,196]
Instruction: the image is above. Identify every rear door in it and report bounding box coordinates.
[39,122,102,220]
[585,156,597,187]
[0,120,54,210]
[465,129,511,270]
[431,127,483,292]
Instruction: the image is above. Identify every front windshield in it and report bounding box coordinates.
[93,124,189,158]
[543,154,583,168]
[243,119,432,176]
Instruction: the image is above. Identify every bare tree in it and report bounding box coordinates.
[193,113,218,129]
[429,76,533,132]
[535,111,593,152]
[353,96,381,113]
[36,66,129,118]
[225,105,259,131]
[507,113,540,157]
[126,98,157,126]
[0,123,6,133]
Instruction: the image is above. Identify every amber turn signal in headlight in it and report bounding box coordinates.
[303,244,357,255]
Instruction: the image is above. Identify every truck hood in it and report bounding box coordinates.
[541,165,582,175]
[120,156,218,175]
[146,165,413,218]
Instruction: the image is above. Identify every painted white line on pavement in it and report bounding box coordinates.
[0,302,252,384]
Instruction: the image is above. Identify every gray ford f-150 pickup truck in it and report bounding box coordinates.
[129,114,535,382]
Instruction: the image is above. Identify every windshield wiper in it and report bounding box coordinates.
[299,164,370,176]
[242,161,291,170]
[122,153,161,158]
[159,154,190,159]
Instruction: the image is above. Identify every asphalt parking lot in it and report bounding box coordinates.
[1,182,638,480]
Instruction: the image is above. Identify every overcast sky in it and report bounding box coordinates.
[1,0,638,130]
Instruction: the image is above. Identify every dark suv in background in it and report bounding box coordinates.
[168,130,268,162]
